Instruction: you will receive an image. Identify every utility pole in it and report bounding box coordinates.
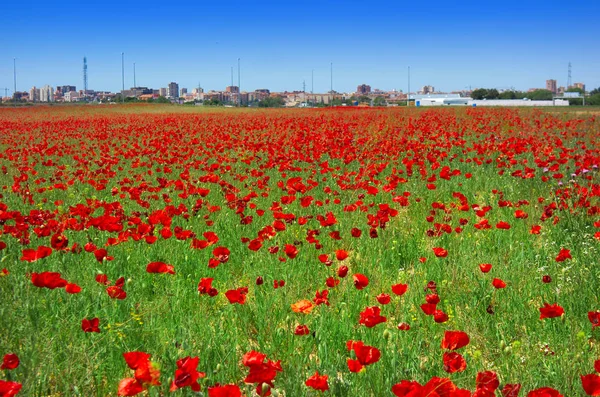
[303,79,306,106]
[407,66,410,107]
[13,58,16,99]
[330,62,333,107]
[133,62,136,99]
[238,58,241,107]
[121,52,125,103]
[311,69,314,107]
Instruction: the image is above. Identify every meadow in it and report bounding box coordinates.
[1,104,600,396]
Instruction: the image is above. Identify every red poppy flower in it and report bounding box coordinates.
[420,377,468,396]
[305,371,329,391]
[392,380,422,396]
[426,294,440,304]
[123,352,160,385]
[295,325,310,335]
[392,283,408,296]
[530,225,541,234]
[1,354,19,370]
[146,262,175,274]
[326,277,339,288]
[581,374,600,396]
[21,246,52,262]
[527,387,563,397]
[225,287,248,304]
[501,384,522,397]
[169,356,206,392]
[0,380,22,397]
[443,352,466,373]
[539,303,564,319]
[515,210,528,219]
[31,272,67,289]
[207,384,242,397]
[351,228,362,238]
[476,371,499,392]
[420,303,437,315]
[433,310,449,323]
[81,318,100,333]
[397,323,410,331]
[242,351,282,391]
[555,248,572,262]
[479,263,492,273]
[65,283,82,294]
[198,278,218,296]
[106,286,127,300]
[589,311,600,327]
[95,274,109,285]
[337,265,349,278]
[335,249,348,261]
[496,221,511,229]
[50,234,69,250]
[213,246,230,263]
[346,340,381,372]
[359,306,387,328]
[314,290,329,306]
[118,378,144,396]
[376,293,391,305]
[492,278,507,289]
[432,247,448,258]
[94,248,112,263]
[248,239,263,251]
[353,273,369,290]
[283,244,299,259]
[441,331,470,350]
[595,360,600,373]
[542,275,552,283]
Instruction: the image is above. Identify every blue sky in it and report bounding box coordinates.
[1,0,598,94]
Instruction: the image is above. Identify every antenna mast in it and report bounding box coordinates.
[83,57,88,100]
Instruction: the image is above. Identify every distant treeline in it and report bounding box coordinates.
[471,87,600,105]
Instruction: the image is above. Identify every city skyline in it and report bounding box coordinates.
[1,0,599,94]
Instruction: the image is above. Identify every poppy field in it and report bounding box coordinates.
[1,105,600,396]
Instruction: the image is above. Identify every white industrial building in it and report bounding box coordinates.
[412,93,570,107]
[468,99,569,107]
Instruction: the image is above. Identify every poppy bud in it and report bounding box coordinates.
[383,329,391,340]
[260,383,271,396]
[542,275,551,283]
[256,276,264,285]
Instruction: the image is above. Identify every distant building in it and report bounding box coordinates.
[226,86,239,93]
[159,88,167,97]
[167,82,179,99]
[64,91,79,102]
[39,85,54,102]
[29,86,39,102]
[254,89,270,100]
[59,85,76,94]
[123,87,152,97]
[180,88,187,96]
[546,79,557,94]
[13,91,28,101]
[573,82,586,92]
[421,85,435,94]
[356,84,371,95]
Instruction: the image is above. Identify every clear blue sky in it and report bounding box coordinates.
[1,0,598,94]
